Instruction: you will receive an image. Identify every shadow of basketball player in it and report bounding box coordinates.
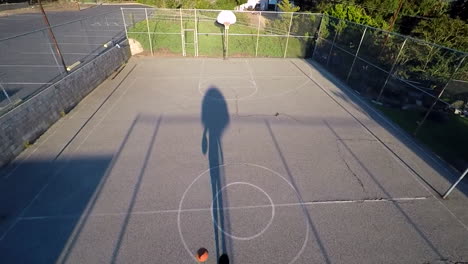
[201,87,231,261]
[219,253,230,264]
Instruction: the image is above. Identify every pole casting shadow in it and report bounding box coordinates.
[201,87,231,262]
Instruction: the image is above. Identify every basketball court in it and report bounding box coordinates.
[0,57,467,263]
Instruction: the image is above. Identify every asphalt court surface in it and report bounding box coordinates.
[0,58,467,263]
[0,5,144,106]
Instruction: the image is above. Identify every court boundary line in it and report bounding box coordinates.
[0,63,134,180]
[290,60,468,232]
[210,181,275,241]
[18,196,430,221]
[0,63,137,241]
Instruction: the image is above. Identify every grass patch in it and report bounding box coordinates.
[375,105,468,171]
[128,17,311,57]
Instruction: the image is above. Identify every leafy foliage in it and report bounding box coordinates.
[411,15,468,52]
[325,4,388,29]
[401,0,448,17]
[277,0,300,12]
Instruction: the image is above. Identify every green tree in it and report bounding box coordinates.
[401,0,448,17]
[277,0,300,12]
[412,15,468,51]
[325,4,388,29]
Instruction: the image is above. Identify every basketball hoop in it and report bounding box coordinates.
[216,11,236,59]
[217,11,236,27]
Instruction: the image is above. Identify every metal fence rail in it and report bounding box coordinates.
[1,7,467,178]
[313,15,467,128]
[120,8,321,59]
[120,7,468,174]
[312,14,468,175]
[0,10,127,116]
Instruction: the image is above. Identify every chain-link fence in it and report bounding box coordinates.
[313,15,468,171]
[0,9,126,115]
[121,8,321,58]
[2,7,466,171]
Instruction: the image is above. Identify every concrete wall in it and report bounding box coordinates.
[0,41,131,167]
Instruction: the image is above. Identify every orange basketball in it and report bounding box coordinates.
[196,248,209,262]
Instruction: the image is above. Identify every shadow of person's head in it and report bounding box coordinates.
[201,87,230,137]
[219,253,230,264]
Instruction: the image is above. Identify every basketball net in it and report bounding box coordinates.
[224,22,230,29]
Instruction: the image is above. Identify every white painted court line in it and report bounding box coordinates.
[292,60,468,232]
[2,63,136,183]
[211,182,275,241]
[198,59,205,91]
[0,63,138,241]
[245,59,257,87]
[18,197,430,221]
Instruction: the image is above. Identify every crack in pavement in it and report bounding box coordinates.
[336,139,367,193]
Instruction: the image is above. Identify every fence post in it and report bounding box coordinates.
[194,9,198,57]
[121,8,128,40]
[39,0,68,74]
[283,12,294,58]
[42,29,63,74]
[255,11,261,57]
[345,26,367,83]
[180,9,185,57]
[311,14,324,60]
[443,168,468,199]
[145,8,154,56]
[225,25,229,58]
[377,37,407,101]
[326,30,338,67]
[414,56,466,135]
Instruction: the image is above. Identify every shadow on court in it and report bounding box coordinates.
[201,87,232,263]
[0,156,112,263]
[0,114,162,263]
[302,59,468,198]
